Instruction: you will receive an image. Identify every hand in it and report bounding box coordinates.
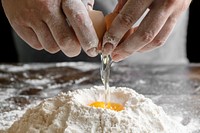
[102,0,192,62]
[1,0,99,57]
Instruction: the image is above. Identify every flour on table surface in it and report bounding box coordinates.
[5,86,190,133]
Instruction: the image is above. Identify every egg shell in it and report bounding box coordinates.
[88,10,106,41]
[89,10,137,51]
[105,12,118,30]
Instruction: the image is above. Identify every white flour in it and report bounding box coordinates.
[7,86,188,133]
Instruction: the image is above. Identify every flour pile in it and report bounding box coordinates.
[7,86,187,133]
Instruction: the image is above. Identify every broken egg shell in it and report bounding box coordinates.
[88,10,106,41]
[88,10,137,52]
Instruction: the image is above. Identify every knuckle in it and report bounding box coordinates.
[39,0,53,12]
[139,31,155,44]
[168,15,177,25]
[45,13,55,24]
[39,1,57,20]
[152,39,165,47]
[164,0,178,8]
[118,13,135,28]
[10,16,26,26]
[73,11,88,26]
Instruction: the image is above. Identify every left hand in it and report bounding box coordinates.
[1,0,98,57]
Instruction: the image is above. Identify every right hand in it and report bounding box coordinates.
[1,0,99,57]
[102,0,192,62]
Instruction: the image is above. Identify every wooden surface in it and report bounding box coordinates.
[0,62,200,132]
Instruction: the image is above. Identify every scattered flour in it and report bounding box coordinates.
[6,86,188,133]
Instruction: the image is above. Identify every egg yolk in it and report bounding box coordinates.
[89,101,124,112]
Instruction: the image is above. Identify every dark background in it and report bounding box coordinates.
[186,0,200,63]
[0,2,18,63]
[0,0,199,63]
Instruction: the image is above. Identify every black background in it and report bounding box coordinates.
[186,0,200,63]
[0,2,18,63]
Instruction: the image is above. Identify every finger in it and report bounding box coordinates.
[139,0,192,52]
[62,0,99,57]
[138,14,177,52]
[12,25,43,50]
[45,10,81,57]
[111,1,173,62]
[31,21,60,54]
[103,0,153,55]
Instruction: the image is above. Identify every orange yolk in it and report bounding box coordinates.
[89,101,124,112]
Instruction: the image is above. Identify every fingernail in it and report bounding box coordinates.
[87,47,98,57]
[103,43,113,56]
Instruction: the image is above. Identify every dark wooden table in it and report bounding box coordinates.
[0,62,200,132]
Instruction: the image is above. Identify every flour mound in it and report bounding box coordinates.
[8,86,187,133]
